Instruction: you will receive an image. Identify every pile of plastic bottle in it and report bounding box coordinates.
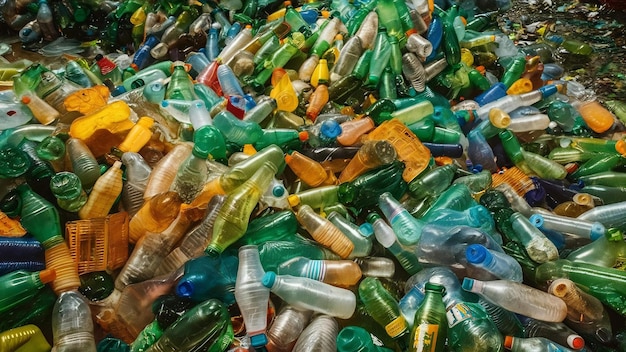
[1,0,626,351]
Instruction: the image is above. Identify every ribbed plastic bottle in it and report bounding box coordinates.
[0,324,51,351]
[266,305,313,352]
[462,278,567,322]
[292,314,338,352]
[295,204,354,259]
[66,137,101,190]
[277,256,362,288]
[121,152,152,217]
[235,245,270,348]
[78,161,123,220]
[261,272,356,319]
[52,290,97,352]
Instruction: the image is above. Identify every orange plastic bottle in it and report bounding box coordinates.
[336,117,376,146]
[128,191,183,244]
[338,140,397,183]
[306,84,329,122]
[574,100,616,134]
[143,142,193,200]
[296,204,354,259]
[285,151,337,187]
[78,161,124,220]
[21,93,59,125]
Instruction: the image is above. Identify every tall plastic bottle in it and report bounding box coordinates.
[52,290,97,352]
[504,336,576,352]
[409,282,448,352]
[369,212,422,275]
[261,272,356,319]
[277,256,362,288]
[462,278,567,322]
[143,143,193,200]
[78,161,123,220]
[121,152,152,217]
[235,245,270,348]
[266,305,313,352]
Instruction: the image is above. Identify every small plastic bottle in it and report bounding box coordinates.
[121,152,152,217]
[277,256,362,287]
[66,138,101,190]
[21,93,59,125]
[296,204,355,259]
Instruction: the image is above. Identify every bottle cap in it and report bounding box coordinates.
[20,95,31,104]
[567,334,585,350]
[176,280,194,297]
[504,336,514,349]
[38,269,56,284]
[461,278,475,291]
[358,223,374,238]
[250,334,268,347]
[261,272,277,288]
[298,131,309,141]
[337,326,367,351]
[287,194,300,207]
[589,223,606,241]
[465,244,491,265]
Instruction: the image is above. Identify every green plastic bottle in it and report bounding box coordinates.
[359,277,410,341]
[0,269,56,315]
[145,299,231,352]
[409,282,448,352]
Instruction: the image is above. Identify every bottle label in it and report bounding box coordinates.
[412,323,440,352]
[385,316,407,337]
[446,303,473,328]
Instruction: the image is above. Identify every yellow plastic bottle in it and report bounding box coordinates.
[116,116,155,154]
[78,161,124,220]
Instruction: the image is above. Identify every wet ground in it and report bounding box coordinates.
[501,0,626,102]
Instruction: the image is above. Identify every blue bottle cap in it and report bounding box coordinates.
[176,280,194,297]
[538,84,559,98]
[465,244,491,265]
[261,271,277,288]
[358,223,374,238]
[111,85,126,97]
[589,223,607,241]
[320,119,342,139]
[529,214,544,228]
[250,333,268,347]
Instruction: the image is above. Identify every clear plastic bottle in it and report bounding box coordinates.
[235,245,270,348]
[504,336,576,352]
[66,138,101,190]
[262,272,356,319]
[78,161,124,220]
[369,213,422,275]
[465,244,523,282]
[266,305,313,352]
[509,212,559,263]
[277,256,362,288]
[354,257,396,278]
[292,314,338,352]
[143,143,193,201]
[462,278,567,322]
[52,290,97,352]
[378,192,425,246]
[548,278,613,344]
[121,152,152,217]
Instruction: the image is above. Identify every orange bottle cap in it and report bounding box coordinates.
[21,95,31,104]
[39,269,57,284]
[504,336,514,349]
[298,131,309,141]
[284,153,293,163]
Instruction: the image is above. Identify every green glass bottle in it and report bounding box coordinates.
[359,277,409,341]
[409,282,448,352]
[442,18,461,66]
[145,299,231,352]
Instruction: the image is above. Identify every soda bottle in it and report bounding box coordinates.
[409,282,448,352]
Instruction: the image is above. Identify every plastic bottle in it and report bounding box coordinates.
[128,191,182,244]
[36,0,59,41]
[78,161,123,220]
[235,245,270,348]
[355,257,396,278]
[20,92,59,125]
[504,336,576,352]
[0,269,55,314]
[266,305,313,352]
[66,138,101,190]
[359,277,409,340]
[144,299,230,352]
[143,143,193,201]
[462,278,567,322]
[327,211,373,258]
[521,317,586,350]
[379,192,425,246]
[261,271,356,319]
[548,278,613,344]
[409,282,448,352]
[509,212,559,263]
[295,204,354,259]
[369,212,422,275]
[52,290,97,352]
[0,324,51,352]
[50,172,88,212]
[336,325,394,352]
[120,152,151,217]
[293,314,338,352]
[465,244,523,282]
[566,228,626,268]
[206,162,277,255]
[277,256,362,287]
